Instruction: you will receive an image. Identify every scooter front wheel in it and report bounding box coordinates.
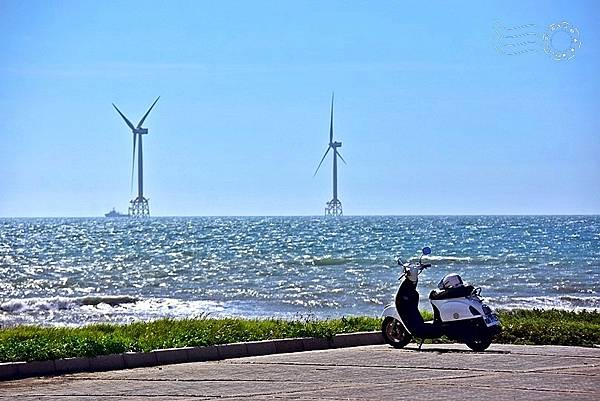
[382,317,412,348]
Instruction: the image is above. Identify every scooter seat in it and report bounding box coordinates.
[429,285,475,300]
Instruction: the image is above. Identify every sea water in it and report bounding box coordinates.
[0,216,598,326]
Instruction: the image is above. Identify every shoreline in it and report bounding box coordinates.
[2,295,599,328]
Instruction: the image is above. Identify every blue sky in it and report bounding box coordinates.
[0,1,598,216]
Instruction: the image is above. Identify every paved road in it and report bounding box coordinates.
[1,343,599,400]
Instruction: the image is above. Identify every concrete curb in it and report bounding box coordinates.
[0,331,384,381]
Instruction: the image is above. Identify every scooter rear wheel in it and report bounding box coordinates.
[382,317,412,348]
[465,337,492,352]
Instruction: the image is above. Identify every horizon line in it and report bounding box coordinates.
[1,213,599,219]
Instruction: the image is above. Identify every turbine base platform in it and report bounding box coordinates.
[129,197,150,217]
[325,199,343,216]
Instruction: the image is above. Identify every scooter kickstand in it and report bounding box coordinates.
[417,339,424,351]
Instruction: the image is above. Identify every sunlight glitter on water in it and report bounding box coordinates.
[0,216,598,326]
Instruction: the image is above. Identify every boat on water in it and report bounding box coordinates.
[105,208,128,218]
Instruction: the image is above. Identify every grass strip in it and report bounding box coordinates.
[495,309,600,347]
[0,309,598,362]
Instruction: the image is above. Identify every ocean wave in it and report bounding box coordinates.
[308,257,350,267]
[425,256,474,262]
[0,295,138,313]
[0,296,226,327]
[423,255,501,264]
[490,295,600,311]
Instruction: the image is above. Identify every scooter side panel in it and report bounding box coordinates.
[381,304,416,336]
[431,298,481,323]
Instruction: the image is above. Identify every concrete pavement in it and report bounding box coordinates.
[1,343,599,400]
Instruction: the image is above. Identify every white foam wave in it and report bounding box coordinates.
[0,296,226,327]
[0,295,138,313]
[490,295,600,311]
[425,256,473,262]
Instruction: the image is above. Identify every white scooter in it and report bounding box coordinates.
[381,247,501,351]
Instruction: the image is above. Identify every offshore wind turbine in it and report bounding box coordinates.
[112,97,160,217]
[314,92,346,216]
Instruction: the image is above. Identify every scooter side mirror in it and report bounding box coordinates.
[422,247,431,255]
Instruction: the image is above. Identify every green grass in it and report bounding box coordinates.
[0,316,377,362]
[495,309,600,347]
[0,310,598,362]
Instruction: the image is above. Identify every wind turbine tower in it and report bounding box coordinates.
[112,97,160,217]
[314,93,346,216]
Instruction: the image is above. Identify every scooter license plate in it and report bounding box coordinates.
[484,313,499,325]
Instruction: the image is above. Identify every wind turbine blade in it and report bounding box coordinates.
[335,149,347,165]
[329,92,334,143]
[130,134,137,193]
[113,103,135,131]
[313,146,331,176]
[137,96,160,128]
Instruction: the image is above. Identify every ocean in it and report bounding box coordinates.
[0,216,598,327]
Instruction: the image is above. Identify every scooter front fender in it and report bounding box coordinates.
[381,303,401,321]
